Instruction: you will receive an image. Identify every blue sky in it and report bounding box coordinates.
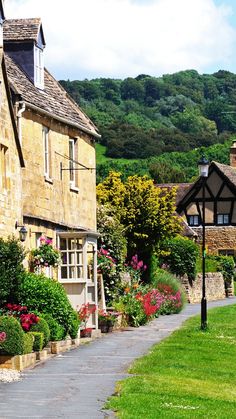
[4,0,236,81]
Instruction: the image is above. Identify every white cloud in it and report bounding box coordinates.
[4,0,236,80]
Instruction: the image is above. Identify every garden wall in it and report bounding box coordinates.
[180,273,234,303]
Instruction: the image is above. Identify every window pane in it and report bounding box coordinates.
[217,214,223,224]
[224,214,229,224]
[61,267,67,279]
[60,238,67,250]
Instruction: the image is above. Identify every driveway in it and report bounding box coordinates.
[1,297,236,418]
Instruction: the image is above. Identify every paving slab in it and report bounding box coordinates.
[0,297,236,418]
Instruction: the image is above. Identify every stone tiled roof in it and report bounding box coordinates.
[156,183,193,204]
[5,54,99,137]
[3,18,42,42]
[212,161,236,189]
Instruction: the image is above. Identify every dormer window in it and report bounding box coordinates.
[35,46,44,89]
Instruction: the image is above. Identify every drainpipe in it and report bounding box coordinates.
[16,102,26,145]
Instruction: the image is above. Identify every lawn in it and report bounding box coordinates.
[95,143,138,165]
[106,304,236,418]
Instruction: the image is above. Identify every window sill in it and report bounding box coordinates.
[70,184,79,193]
[45,176,53,184]
[59,279,87,284]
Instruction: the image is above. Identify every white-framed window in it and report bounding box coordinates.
[34,46,44,89]
[60,237,84,281]
[69,138,78,189]
[217,214,229,225]
[188,215,199,226]
[43,126,50,179]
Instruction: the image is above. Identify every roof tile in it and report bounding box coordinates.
[5,54,99,137]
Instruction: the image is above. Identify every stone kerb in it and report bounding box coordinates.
[181,272,229,303]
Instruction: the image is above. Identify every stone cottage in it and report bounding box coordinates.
[3,17,100,327]
[0,4,24,240]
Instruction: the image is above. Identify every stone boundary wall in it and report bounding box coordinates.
[180,273,234,303]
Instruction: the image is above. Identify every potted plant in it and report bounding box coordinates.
[77,303,96,338]
[98,310,117,333]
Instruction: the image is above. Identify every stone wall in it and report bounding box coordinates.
[193,226,236,254]
[180,272,233,303]
[21,110,96,249]
[0,51,22,239]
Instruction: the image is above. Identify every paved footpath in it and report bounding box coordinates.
[1,297,236,419]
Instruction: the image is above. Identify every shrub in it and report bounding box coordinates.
[161,236,199,280]
[40,313,65,341]
[16,272,78,335]
[217,256,235,284]
[0,237,25,305]
[151,269,186,310]
[0,316,25,355]
[68,311,80,339]
[28,332,44,352]
[30,318,50,348]
[23,332,34,354]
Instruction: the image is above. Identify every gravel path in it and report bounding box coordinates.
[0,297,236,418]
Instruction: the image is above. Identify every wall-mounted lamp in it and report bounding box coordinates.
[15,221,28,242]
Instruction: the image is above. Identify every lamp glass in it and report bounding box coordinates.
[19,226,27,242]
[198,156,209,178]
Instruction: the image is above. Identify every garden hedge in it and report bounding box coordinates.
[40,313,65,341]
[16,272,79,337]
[30,318,50,347]
[0,316,25,355]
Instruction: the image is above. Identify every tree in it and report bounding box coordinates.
[120,77,145,101]
[97,173,181,261]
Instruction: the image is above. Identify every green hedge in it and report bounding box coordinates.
[0,237,25,305]
[16,272,79,337]
[30,318,50,348]
[0,316,25,355]
[28,332,44,352]
[40,313,65,341]
[23,332,34,354]
[161,236,199,280]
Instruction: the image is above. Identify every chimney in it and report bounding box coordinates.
[230,140,236,168]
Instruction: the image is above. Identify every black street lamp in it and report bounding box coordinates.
[198,156,209,330]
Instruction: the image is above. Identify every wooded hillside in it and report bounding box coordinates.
[60,70,236,182]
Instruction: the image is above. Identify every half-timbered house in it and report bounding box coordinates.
[177,142,236,255]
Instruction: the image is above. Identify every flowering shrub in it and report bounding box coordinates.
[0,331,6,342]
[30,237,61,270]
[77,303,96,329]
[97,247,116,276]
[125,254,147,283]
[112,273,184,327]
[0,303,39,332]
[98,309,117,326]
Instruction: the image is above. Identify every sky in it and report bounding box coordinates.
[4,0,236,81]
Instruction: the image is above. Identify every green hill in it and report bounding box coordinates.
[60,70,236,182]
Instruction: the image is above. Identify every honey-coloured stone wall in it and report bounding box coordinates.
[21,110,96,248]
[192,226,236,254]
[180,272,231,303]
[0,52,22,239]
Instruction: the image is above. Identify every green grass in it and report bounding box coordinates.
[95,143,138,165]
[106,304,236,418]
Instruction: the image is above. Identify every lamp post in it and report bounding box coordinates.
[198,156,209,330]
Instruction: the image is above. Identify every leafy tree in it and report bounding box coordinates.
[120,77,145,101]
[97,173,181,262]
